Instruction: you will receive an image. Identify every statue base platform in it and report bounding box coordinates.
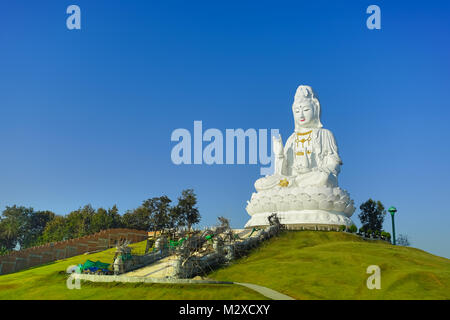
[245,210,354,230]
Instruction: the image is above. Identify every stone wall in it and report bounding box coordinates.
[0,228,148,275]
[72,273,232,285]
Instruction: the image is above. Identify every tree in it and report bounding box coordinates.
[121,196,173,234]
[0,245,9,256]
[65,205,96,239]
[174,189,200,233]
[90,205,122,233]
[39,216,67,243]
[168,205,181,230]
[0,206,56,249]
[106,205,122,228]
[143,196,172,236]
[0,218,19,252]
[121,207,151,231]
[358,199,386,233]
[23,210,55,248]
[397,234,411,246]
[0,206,33,250]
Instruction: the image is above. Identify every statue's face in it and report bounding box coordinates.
[293,99,315,128]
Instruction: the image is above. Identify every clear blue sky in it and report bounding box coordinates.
[1,1,449,258]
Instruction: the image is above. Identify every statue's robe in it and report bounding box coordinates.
[282,128,342,187]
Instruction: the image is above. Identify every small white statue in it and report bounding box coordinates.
[245,85,355,229]
[113,256,124,275]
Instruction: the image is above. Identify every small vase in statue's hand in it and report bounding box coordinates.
[272,135,284,157]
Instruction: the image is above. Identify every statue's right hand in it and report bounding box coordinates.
[272,135,284,156]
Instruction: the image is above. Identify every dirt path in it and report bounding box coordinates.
[233,282,295,300]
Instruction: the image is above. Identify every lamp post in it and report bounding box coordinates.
[388,206,397,245]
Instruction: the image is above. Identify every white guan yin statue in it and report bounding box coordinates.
[245,85,355,229]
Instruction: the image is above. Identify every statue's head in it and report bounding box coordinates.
[292,85,323,130]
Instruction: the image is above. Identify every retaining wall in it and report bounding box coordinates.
[72,273,232,285]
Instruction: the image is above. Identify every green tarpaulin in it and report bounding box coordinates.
[79,260,110,271]
[168,238,187,248]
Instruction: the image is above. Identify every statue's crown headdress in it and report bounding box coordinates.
[295,85,315,100]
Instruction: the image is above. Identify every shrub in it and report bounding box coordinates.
[349,225,357,233]
[339,225,346,232]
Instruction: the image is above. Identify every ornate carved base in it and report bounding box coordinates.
[244,210,354,229]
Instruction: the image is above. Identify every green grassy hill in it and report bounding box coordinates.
[0,231,448,300]
[0,240,265,300]
[209,231,450,299]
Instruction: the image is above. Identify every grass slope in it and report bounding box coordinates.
[1,231,448,300]
[208,231,450,300]
[0,240,265,300]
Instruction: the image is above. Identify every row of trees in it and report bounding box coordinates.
[0,189,200,254]
[1,193,410,254]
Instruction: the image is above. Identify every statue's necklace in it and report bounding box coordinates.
[295,130,312,155]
